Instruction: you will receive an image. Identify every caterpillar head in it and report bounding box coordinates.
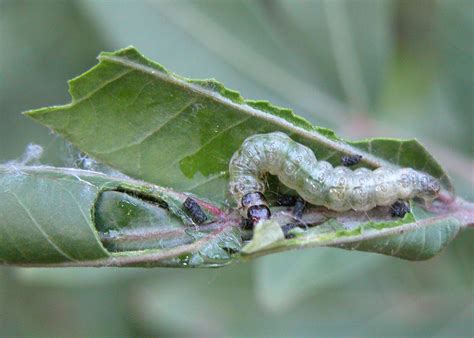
[418,173,441,201]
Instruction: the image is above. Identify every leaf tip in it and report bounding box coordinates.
[22,106,53,120]
[98,45,139,60]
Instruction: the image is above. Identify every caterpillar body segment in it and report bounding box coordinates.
[228,132,441,219]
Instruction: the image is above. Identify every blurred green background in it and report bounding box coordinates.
[1,0,472,336]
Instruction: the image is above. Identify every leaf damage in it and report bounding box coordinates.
[1,47,469,266]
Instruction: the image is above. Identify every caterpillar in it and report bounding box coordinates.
[228,132,441,224]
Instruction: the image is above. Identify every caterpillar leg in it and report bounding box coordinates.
[275,194,306,220]
[281,223,298,239]
[281,222,311,239]
[275,194,299,207]
[280,196,307,238]
[292,197,306,220]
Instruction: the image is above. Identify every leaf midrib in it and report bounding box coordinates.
[98,53,392,169]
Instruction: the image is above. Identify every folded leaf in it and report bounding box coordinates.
[0,165,235,267]
[0,166,110,264]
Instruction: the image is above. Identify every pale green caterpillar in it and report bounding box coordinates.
[228,132,441,223]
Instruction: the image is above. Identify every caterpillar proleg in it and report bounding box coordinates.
[228,132,441,223]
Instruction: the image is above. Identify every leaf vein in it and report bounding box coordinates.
[186,171,227,191]
[97,98,197,155]
[416,228,427,260]
[98,54,391,168]
[73,69,134,104]
[8,192,77,262]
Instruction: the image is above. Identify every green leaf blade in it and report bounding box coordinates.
[22,47,472,264]
[0,166,110,264]
[25,47,453,204]
[349,217,461,261]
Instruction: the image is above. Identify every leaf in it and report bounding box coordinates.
[25,46,452,205]
[2,164,473,266]
[337,216,461,261]
[21,47,474,263]
[0,166,109,264]
[241,219,285,254]
[240,200,472,261]
[0,165,237,267]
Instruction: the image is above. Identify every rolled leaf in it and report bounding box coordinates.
[0,165,236,267]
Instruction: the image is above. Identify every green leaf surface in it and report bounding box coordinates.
[25,47,452,205]
[0,166,109,264]
[240,203,465,261]
[337,216,461,260]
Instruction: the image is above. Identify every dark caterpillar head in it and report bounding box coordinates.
[241,192,271,226]
[247,205,271,226]
[241,192,267,208]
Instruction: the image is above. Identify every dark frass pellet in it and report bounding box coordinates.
[390,200,410,218]
[341,154,362,167]
[183,197,208,224]
[247,205,271,226]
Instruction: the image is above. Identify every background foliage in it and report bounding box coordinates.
[0,0,472,336]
